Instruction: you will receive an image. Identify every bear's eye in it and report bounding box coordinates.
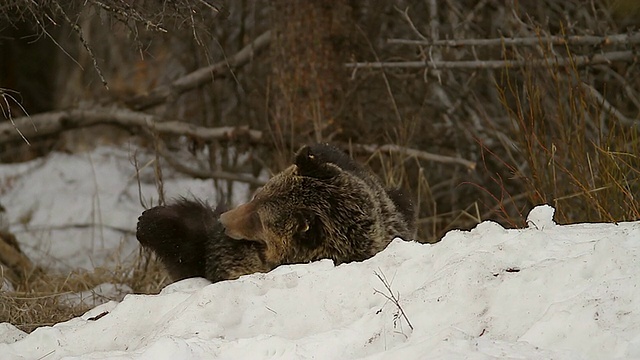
[251,187,263,200]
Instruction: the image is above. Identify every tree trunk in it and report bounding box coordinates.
[269,1,353,155]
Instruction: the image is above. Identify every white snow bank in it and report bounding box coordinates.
[2,205,639,359]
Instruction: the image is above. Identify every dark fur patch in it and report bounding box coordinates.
[386,188,415,228]
[135,199,213,280]
[295,143,369,181]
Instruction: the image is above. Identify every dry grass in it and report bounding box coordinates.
[364,146,470,243]
[495,46,640,224]
[0,250,170,333]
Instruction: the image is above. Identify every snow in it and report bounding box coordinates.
[0,146,251,271]
[1,146,640,359]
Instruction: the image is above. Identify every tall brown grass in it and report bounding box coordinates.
[496,49,640,224]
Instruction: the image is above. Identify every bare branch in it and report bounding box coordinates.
[347,50,637,70]
[1,106,266,186]
[580,82,640,129]
[349,143,476,170]
[90,1,167,33]
[395,7,428,41]
[52,2,109,89]
[0,107,263,144]
[374,269,413,331]
[388,31,640,47]
[2,107,475,171]
[129,30,272,110]
[0,89,31,145]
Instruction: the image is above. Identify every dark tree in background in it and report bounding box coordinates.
[269,1,354,154]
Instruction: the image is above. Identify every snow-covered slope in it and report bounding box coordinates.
[2,204,639,359]
[1,147,639,359]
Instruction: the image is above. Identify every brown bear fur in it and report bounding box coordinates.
[136,143,414,283]
[219,143,414,267]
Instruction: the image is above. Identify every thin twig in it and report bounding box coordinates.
[147,124,166,206]
[90,0,167,33]
[350,143,476,170]
[580,82,640,128]
[25,3,85,71]
[426,0,442,82]
[395,7,428,41]
[595,65,640,111]
[52,2,109,89]
[0,89,31,145]
[387,31,640,47]
[374,269,413,331]
[130,150,149,210]
[346,50,637,70]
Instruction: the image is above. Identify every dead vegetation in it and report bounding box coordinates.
[1,0,639,333]
[0,249,170,333]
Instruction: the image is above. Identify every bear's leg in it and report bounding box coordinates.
[136,199,218,281]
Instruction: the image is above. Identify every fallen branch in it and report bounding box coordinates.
[387,31,640,47]
[129,30,272,110]
[1,108,478,171]
[346,50,637,70]
[0,107,263,144]
[349,143,476,170]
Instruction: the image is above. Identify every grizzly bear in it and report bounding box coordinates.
[136,143,414,283]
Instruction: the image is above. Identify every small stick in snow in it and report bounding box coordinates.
[373,269,414,331]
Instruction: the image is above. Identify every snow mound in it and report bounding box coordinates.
[2,207,639,359]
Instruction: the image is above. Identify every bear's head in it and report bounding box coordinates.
[218,144,372,265]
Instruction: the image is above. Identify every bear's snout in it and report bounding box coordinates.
[219,202,261,241]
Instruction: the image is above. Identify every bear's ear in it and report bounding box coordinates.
[293,210,324,249]
[294,145,341,179]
